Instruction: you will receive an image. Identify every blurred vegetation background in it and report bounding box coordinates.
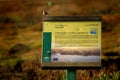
[0,0,120,80]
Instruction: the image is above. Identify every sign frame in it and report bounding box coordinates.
[41,16,102,69]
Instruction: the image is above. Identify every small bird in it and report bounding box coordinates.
[42,10,48,16]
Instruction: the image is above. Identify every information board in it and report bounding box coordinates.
[42,16,101,69]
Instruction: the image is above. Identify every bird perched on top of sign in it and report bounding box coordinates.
[41,10,48,16]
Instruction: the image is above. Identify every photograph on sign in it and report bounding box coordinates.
[42,16,101,68]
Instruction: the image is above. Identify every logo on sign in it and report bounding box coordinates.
[44,57,49,61]
[53,58,58,61]
[90,28,98,34]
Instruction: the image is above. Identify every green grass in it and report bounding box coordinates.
[90,71,120,80]
[0,58,23,67]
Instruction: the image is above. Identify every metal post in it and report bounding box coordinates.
[66,69,76,80]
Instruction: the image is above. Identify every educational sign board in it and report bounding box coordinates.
[42,16,101,69]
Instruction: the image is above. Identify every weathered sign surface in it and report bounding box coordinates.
[42,16,101,69]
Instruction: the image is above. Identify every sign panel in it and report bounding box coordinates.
[42,16,101,69]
